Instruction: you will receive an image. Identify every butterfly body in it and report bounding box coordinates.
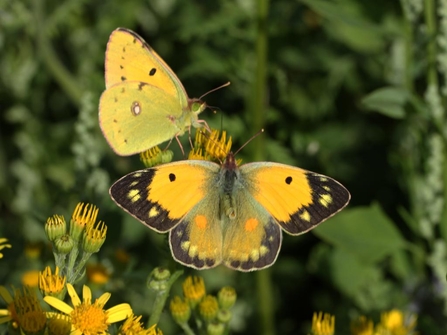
[99,28,207,156]
[110,153,350,271]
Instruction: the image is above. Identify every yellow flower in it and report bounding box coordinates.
[119,314,163,335]
[86,263,110,285]
[21,270,40,287]
[217,286,236,310]
[39,266,66,297]
[351,316,374,335]
[188,147,208,160]
[140,146,173,167]
[169,296,191,324]
[376,309,417,335]
[82,220,107,253]
[44,283,132,335]
[182,276,205,306]
[0,238,12,258]
[204,130,232,161]
[14,286,46,334]
[70,203,99,241]
[198,295,219,322]
[188,129,235,163]
[311,312,335,335]
[0,286,18,328]
[47,313,72,335]
[24,242,43,260]
[45,214,67,241]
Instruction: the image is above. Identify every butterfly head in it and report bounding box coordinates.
[189,98,207,116]
[223,152,238,170]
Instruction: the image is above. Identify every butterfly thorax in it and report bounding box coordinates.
[218,153,240,220]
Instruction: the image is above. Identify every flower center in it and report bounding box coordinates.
[71,302,108,334]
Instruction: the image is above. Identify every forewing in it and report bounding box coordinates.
[240,162,350,235]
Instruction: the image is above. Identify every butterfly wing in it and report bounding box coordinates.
[99,82,189,156]
[109,160,220,232]
[169,192,224,270]
[240,162,351,235]
[221,190,282,271]
[105,27,187,106]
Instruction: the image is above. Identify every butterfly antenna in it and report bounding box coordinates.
[199,82,231,100]
[234,129,265,156]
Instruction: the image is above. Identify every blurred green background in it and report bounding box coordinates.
[1,0,447,334]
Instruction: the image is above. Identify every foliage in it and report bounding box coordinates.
[0,0,446,333]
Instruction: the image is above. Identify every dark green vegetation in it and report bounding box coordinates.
[1,0,446,334]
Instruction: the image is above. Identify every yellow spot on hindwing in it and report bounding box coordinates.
[319,176,328,182]
[323,186,331,191]
[127,189,140,202]
[319,194,333,207]
[299,210,311,222]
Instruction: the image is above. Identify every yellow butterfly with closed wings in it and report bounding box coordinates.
[99,28,207,156]
[109,132,351,271]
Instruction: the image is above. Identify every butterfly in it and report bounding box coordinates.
[99,27,207,156]
[109,149,351,271]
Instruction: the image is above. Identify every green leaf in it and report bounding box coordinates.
[329,248,394,311]
[299,0,385,52]
[313,203,407,263]
[361,86,409,118]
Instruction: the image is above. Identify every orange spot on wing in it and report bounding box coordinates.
[245,218,259,232]
[194,215,208,229]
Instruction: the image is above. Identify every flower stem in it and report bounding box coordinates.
[148,270,184,327]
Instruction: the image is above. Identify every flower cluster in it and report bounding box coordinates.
[169,275,237,335]
[309,309,418,335]
[351,309,418,335]
[45,203,107,283]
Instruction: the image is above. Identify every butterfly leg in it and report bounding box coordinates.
[196,119,211,133]
[174,134,185,156]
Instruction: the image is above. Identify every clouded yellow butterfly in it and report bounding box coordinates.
[99,27,207,156]
[109,149,351,271]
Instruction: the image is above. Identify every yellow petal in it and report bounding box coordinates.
[0,286,13,304]
[67,284,81,307]
[97,292,111,307]
[106,303,133,323]
[44,296,74,315]
[0,315,12,324]
[82,285,92,304]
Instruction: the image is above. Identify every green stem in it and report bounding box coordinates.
[71,251,92,282]
[251,1,275,334]
[401,2,414,92]
[66,244,79,283]
[256,269,275,335]
[148,270,184,327]
[424,0,438,88]
[33,0,83,107]
[250,0,269,161]
[178,322,196,335]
